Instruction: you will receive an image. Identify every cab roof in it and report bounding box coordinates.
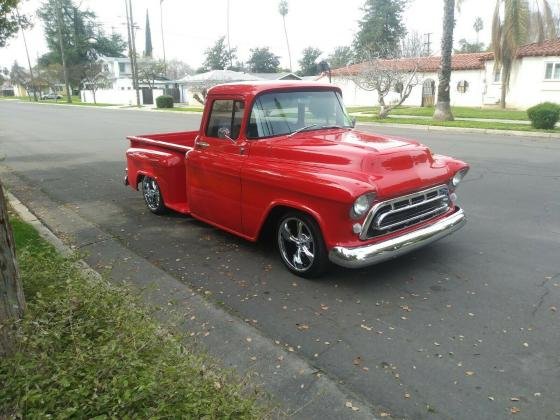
[207,81,341,99]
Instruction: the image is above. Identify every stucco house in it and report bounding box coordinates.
[322,39,560,110]
[80,56,179,105]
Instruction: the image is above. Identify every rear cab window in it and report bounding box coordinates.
[205,99,245,140]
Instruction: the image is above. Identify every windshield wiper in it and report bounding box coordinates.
[287,124,318,137]
[320,125,351,129]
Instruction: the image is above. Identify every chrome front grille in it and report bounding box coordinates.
[361,185,451,239]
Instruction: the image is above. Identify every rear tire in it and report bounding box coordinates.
[276,211,329,278]
[141,176,166,214]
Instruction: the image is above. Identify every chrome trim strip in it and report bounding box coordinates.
[360,184,449,240]
[376,203,450,231]
[330,207,465,269]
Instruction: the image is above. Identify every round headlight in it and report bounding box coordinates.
[350,193,375,219]
[452,168,469,188]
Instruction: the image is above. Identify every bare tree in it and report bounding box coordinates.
[342,55,421,118]
[165,59,193,80]
[400,31,427,58]
[137,59,166,89]
[81,61,109,104]
[37,63,64,96]
[0,179,25,356]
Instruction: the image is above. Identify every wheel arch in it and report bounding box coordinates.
[257,201,326,243]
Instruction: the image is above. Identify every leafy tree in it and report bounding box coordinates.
[297,47,322,76]
[328,46,354,69]
[433,0,456,121]
[0,0,30,48]
[456,38,485,52]
[202,36,237,70]
[354,0,407,60]
[278,0,292,71]
[247,47,280,73]
[492,0,557,108]
[37,0,126,88]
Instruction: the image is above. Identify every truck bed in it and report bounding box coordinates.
[125,130,198,214]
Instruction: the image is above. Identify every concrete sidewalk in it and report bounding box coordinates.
[4,169,382,419]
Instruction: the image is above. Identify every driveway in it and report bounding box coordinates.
[1,101,559,419]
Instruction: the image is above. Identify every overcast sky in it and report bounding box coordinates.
[2,0,501,72]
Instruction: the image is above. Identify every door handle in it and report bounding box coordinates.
[196,141,210,149]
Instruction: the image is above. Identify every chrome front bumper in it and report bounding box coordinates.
[329,207,466,269]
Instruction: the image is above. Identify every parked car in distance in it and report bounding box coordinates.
[41,93,63,100]
[124,81,469,277]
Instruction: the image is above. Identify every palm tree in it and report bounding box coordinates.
[474,16,484,44]
[278,0,292,72]
[433,0,456,121]
[492,0,557,108]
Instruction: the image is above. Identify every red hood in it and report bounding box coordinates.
[257,128,454,198]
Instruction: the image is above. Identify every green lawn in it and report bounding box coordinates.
[348,105,529,121]
[0,215,264,419]
[355,115,559,133]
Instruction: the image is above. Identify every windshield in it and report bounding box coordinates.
[247,90,353,139]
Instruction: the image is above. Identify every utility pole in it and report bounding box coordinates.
[125,0,141,106]
[424,32,433,56]
[56,0,72,103]
[16,7,37,101]
[159,0,167,73]
[227,0,232,69]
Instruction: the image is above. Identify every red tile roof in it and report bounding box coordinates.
[331,53,488,76]
[332,39,560,76]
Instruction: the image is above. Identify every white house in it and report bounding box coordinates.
[323,39,560,110]
[80,57,178,105]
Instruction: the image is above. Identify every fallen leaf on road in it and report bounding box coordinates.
[523,342,529,348]
[320,303,329,311]
[379,413,390,417]
[361,324,373,331]
[510,397,520,401]
[510,407,521,414]
[296,324,309,331]
[465,371,475,376]
[550,306,557,312]
[353,356,362,366]
[246,337,252,343]
[488,396,494,401]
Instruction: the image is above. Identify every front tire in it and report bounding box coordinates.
[276,211,329,278]
[141,176,166,214]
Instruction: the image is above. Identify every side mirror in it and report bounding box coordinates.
[218,127,234,142]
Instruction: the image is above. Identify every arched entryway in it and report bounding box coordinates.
[421,79,436,107]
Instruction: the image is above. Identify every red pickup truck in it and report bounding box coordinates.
[125,81,468,277]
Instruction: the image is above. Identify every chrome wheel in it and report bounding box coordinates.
[142,177,162,212]
[278,217,316,272]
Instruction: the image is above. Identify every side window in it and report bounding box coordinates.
[205,99,245,140]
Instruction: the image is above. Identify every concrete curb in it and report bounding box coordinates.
[5,185,380,419]
[356,120,560,139]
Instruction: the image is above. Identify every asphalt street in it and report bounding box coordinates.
[1,101,559,419]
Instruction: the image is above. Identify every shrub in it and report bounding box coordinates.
[156,95,174,108]
[527,102,560,129]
